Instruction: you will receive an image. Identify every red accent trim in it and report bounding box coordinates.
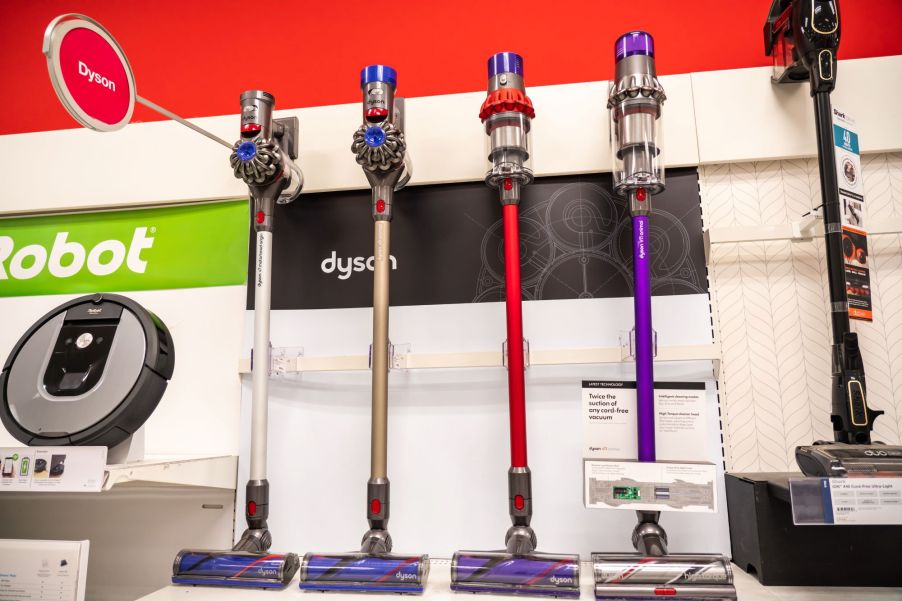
[480,88,535,121]
[247,500,257,516]
[376,199,386,213]
[609,557,656,584]
[636,187,647,202]
[504,203,527,468]
[234,554,282,578]
[375,556,419,582]
[370,498,381,514]
[655,588,678,596]
[514,494,525,510]
[241,123,262,133]
[366,108,389,118]
[503,177,513,191]
[525,559,570,586]
[255,211,265,224]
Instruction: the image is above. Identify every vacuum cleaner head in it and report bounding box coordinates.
[451,551,580,598]
[592,553,735,600]
[299,552,429,593]
[171,550,299,588]
[796,443,902,477]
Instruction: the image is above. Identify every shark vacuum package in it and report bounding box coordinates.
[764,0,902,477]
[449,53,580,599]
[299,65,428,594]
[590,32,736,601]
[0,294,174,450]
[171,90,303,589]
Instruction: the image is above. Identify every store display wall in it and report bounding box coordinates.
[704,153,902,472]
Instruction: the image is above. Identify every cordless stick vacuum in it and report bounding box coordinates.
[299,65,428,594]
[450,53,580,599]
[172,91,303,588]
[765,0,902,477]
[591,33,736,601]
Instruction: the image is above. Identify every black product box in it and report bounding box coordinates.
[725,472,902,586]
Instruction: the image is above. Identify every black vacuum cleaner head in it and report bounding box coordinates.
[0,293,174,448]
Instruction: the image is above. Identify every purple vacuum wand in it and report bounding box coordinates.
[607,31,666,463]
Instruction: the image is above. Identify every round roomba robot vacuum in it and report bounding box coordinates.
[0,293,175,447]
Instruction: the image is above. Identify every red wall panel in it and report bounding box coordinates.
[1,0,900,136]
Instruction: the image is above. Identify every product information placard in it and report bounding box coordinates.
[790,477,902,525]
[581,381,708,460]
[0,200,248,298]
[833,107,872,321]
[0,447,106,492]
[0,539,89,601]
[583,459,716,512]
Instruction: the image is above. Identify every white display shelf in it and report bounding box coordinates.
[137,559,902,601]
[102,455,237,491]
[238,344,722,375]
[703,215,902,264]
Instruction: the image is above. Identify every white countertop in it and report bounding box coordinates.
[137,559,902,601]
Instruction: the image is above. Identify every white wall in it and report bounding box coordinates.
[704,153,902,472]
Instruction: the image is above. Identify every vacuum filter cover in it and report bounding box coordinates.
[1,294,174,447]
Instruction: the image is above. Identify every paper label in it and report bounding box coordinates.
[583,459,716,512]
[833,107,872,321]
[582,381,707,461]
[0,539,89,601]
[0,447,106,493]
[790,477,902,525]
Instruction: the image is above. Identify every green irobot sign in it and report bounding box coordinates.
[0,200,248,297]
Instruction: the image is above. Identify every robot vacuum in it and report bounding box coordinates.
[1,294,175,447]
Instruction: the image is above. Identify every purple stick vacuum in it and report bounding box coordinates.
[591,31,735,601]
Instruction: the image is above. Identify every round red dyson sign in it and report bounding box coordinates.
[43,14,135,132]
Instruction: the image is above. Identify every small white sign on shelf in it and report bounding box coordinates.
[0,447,107,493]
[790,477,902,525]
[583,459,717,512]
[0,539,89,601]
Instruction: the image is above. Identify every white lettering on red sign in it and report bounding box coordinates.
[77,60,116,92]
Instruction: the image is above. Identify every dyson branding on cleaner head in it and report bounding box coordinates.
[0,228,154,280]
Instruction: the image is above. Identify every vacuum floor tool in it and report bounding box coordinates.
[172,90,303,589]
[450,53,580,599]
[1,293,174,448]
[764,0,901,475]
[299,65,428,594]
[591,32,736,601]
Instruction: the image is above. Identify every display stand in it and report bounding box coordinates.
[725,472,902,586]
[106,427,145,464]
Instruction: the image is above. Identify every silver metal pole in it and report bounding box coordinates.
[136,94,232,149]
[250,230,272,481]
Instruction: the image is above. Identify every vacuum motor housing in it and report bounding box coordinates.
[1,293,174,447]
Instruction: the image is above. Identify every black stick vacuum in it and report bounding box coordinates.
[765,0,902,477]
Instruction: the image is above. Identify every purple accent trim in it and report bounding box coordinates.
[615,31,654,61]
[453,554,578,587]
[633,215,655,462]
[488,52,524,78]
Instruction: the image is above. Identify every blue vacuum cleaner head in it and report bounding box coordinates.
[171,550,299,588]
[299,552,429,593]
[451,551,581,597]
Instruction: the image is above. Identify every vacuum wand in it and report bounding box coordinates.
[172,90,303,588]
[765,0,884,449]
[451,53,580,599]
[593,31,735,601]
[299,66,428,593]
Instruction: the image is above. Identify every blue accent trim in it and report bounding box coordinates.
[833,124,860,155]
[364,125,387,147]
[172,577,286,588]
[236,141,257,161]
[820,478,835,524]
[361,65,397,88]
[300,583,424,593]
[488,52,524,78]
[451,584,580,597]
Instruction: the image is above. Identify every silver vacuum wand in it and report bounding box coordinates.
[230,90,304,232]
[608,31,666,214]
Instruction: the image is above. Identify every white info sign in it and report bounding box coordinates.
[0,539,89,601]
[0,447,106,493]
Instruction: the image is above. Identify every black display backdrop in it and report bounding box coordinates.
[247,169,706,310]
